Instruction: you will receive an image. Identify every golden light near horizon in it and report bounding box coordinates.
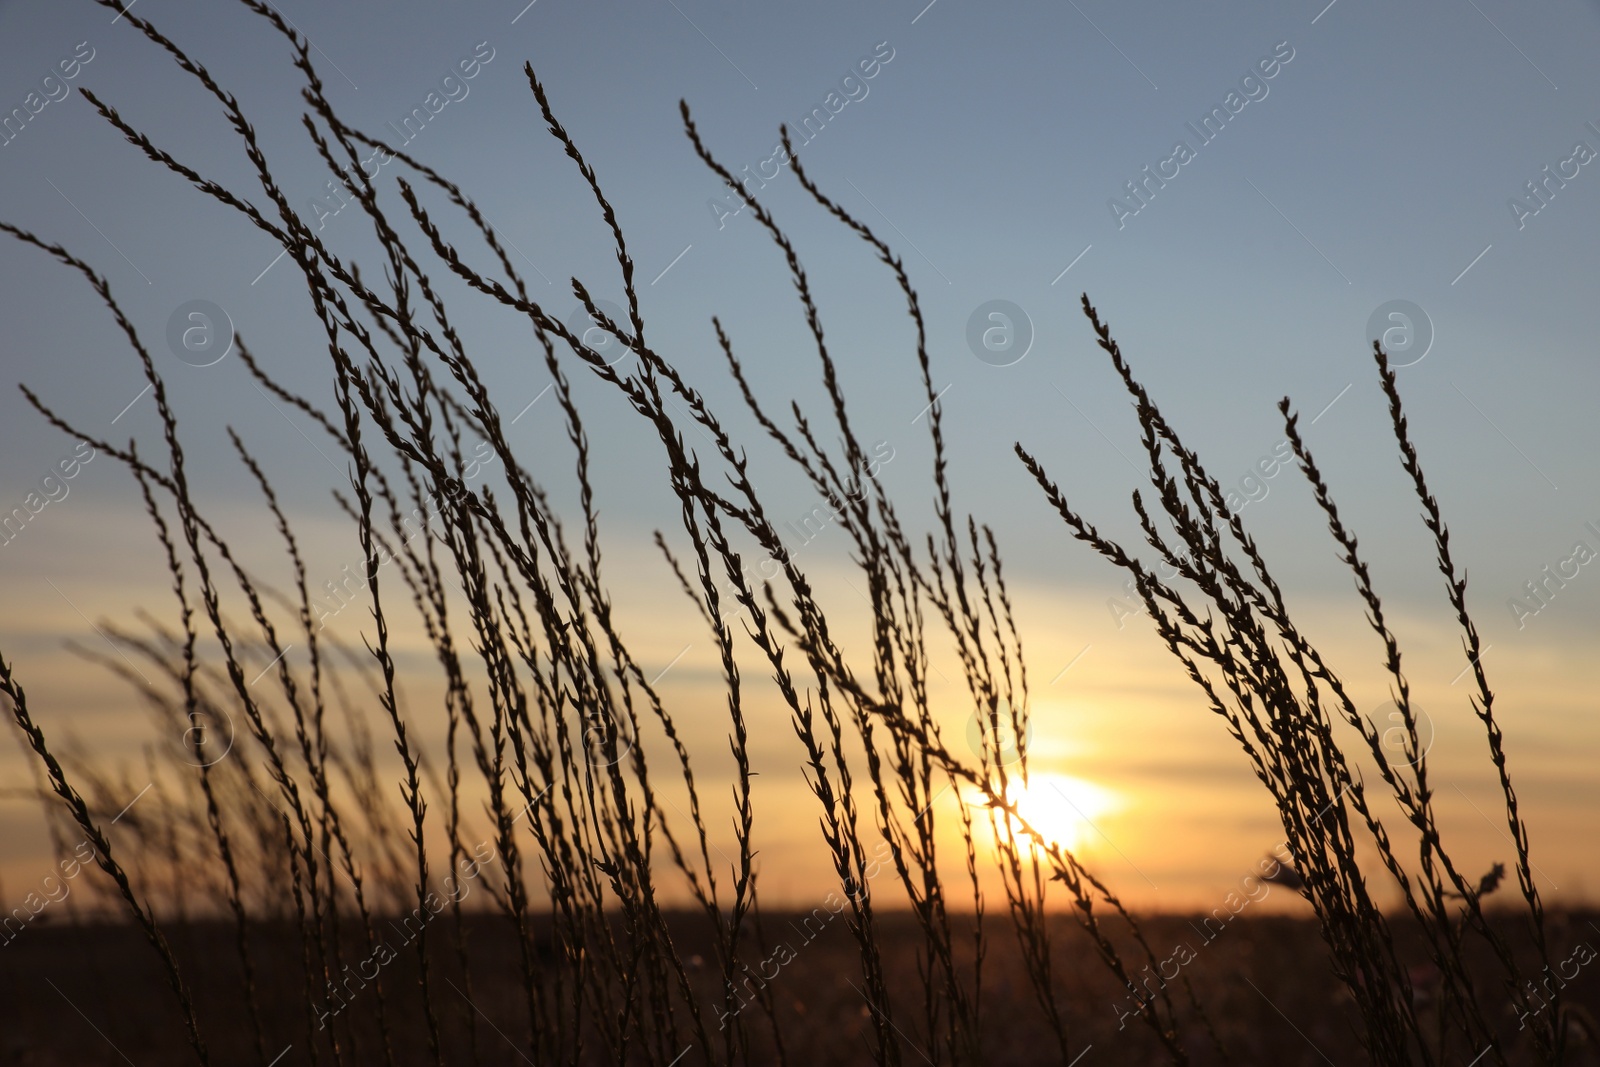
[967,772,1121,856]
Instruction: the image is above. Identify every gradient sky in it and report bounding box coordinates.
[2,0,1599,910]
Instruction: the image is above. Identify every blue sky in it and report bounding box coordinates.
[1,0,1598,906]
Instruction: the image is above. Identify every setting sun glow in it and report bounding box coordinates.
[973,773,1121,854]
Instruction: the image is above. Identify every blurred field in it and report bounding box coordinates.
[4,911,1596,1066]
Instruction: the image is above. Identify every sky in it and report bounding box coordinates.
[1,0,1599,912]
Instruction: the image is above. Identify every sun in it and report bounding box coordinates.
[975,773,1120,854]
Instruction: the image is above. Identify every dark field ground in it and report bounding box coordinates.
[3,911,1597,1065]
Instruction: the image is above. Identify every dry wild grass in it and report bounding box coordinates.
[0,2,1584,1065]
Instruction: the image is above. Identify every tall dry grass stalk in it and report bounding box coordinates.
[0,2,1561,1065]
[1018,300,1557,1065]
